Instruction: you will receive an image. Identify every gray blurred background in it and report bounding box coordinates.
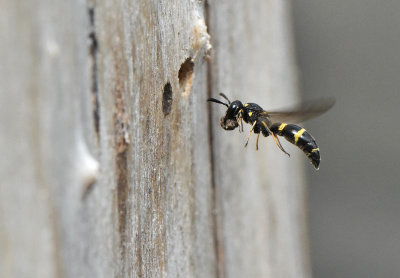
[291,0,400,277]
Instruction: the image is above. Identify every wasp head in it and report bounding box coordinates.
[207,94,244,131]
[220,100,244,130]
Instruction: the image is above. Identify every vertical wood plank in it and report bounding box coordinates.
[0,0,97,277]
[208,0,311,277]
[94,0,215,277]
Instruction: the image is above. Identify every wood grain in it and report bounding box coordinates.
[0,0,310,277]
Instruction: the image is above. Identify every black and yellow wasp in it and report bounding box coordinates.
[207,93,334,170]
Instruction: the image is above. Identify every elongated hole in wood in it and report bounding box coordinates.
[162,82,173,116]
[178,57,194,96]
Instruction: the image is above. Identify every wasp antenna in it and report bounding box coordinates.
[219,93,231,104]
[207,97,229,107]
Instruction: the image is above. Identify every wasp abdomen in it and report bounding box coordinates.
[270,123,321,169]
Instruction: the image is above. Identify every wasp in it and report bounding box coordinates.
[207,93,334,170]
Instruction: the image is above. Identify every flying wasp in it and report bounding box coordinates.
[207,93,335,170]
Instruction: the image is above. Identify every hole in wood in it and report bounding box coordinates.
[162,82,173,116]
[178,57,194,96]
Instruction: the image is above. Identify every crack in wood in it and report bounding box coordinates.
[116,149,129,254]
[114,97,131,276]
[112,60,132,275]
[88,6,100,140]
[205,1,225,276]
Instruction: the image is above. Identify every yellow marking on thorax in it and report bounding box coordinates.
[294,128,306,144]
[278,123,287,131]
[248,112,253,117]
[244,103,249,107]
[311,148,319,152]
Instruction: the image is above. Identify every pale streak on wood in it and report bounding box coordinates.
[0,0,310,277]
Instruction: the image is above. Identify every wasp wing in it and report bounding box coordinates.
[261,97,335,124]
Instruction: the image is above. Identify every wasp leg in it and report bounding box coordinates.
[244,121,257,148]
[261,120,273,135]
[236,116,243,133]
[237,110,244,133]
[271,133,290,157]
[260,121,288,155]
[256,133,260,150]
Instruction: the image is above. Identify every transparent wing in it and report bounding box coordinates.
[261,97,335,124]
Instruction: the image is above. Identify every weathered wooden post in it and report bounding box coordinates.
[0,0,310,277]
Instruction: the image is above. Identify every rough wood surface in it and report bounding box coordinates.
[0,0,310,277]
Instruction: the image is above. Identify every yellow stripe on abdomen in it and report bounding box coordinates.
[278,123,287,131]
[294,128,306,144]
